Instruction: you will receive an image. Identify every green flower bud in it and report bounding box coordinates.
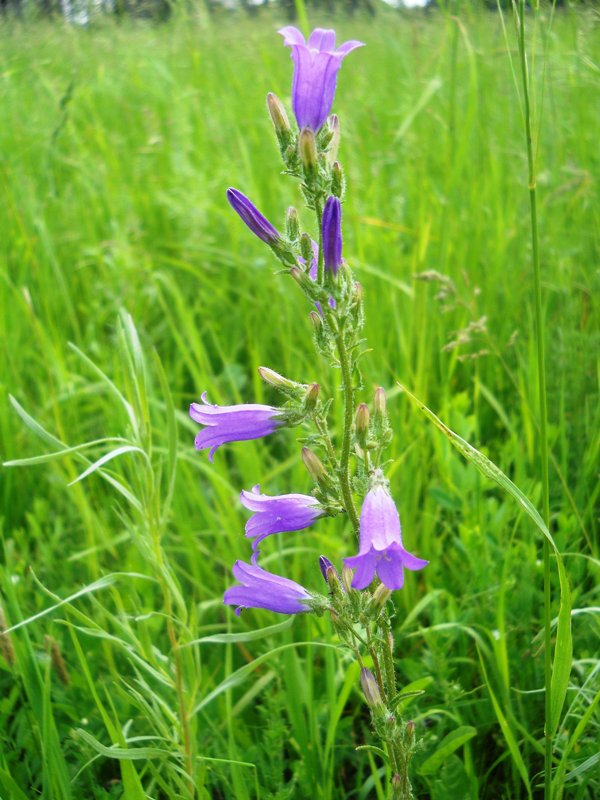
[299,127,318,173]
[258,366,300,392]
[285,207,300,241]
[331,160,344,198]
[360,668,383,709]
[309,310,322,330]
[355,402,370,446]
[302,447,327,483]
[267,92,292,151]
[372,582,392,609]
[374,386,387,419]
[327,114,340,162]
[341,564,354,593]
[300,232,314,268]
[304,383,320,413]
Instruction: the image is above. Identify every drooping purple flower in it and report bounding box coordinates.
[344,472,428,591]
[227,188,281,245]
[223,561,312,616]
[240,485,323,563]
[279,27,365,132]
[322,196,343,276]
[190,393,282,461]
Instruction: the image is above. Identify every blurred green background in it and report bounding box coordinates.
[0,3,598,798]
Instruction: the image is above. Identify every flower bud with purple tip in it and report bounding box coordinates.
[322,196,343,276]
[227,188,281,246]
[319,555,344,597]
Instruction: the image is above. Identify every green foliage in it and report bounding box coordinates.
[0,5,598,799]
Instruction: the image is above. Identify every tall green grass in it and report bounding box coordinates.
[0,5,598,798]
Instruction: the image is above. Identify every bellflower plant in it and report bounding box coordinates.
[191,26,428,800]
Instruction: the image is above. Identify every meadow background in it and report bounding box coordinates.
[0,3,598,798]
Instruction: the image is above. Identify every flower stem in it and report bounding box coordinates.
[380,614,398,705]
[516,2,552,796]
[335,331,360,535]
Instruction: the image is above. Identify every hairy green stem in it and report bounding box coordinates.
[335,332,361,534]
[314,413,339,472]
[516,2,552,796]
[381,617,398,706]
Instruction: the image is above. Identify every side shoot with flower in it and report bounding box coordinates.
[190,27,427,800]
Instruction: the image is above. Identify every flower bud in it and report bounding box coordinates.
[300,232,315,267]
[267,92,292,150]
[355,403,370,446]
[327,115,340,161]
[309,310,322,330]
[372,582,392,609]
[319,556,344,597]
[354,281,363,303]
[302,447,327,483]
[304,383,319,413]
[341,564,354,593]
[322,196,343,276]
[299,127,318,173]
[406,720,416,743]
[227,188,281,246]
[374,386,387,418]
[331,160,344,198]
[360,668,383,709]
[285,207,300,241]
[319,555,335,583]
[258,366,299,392]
